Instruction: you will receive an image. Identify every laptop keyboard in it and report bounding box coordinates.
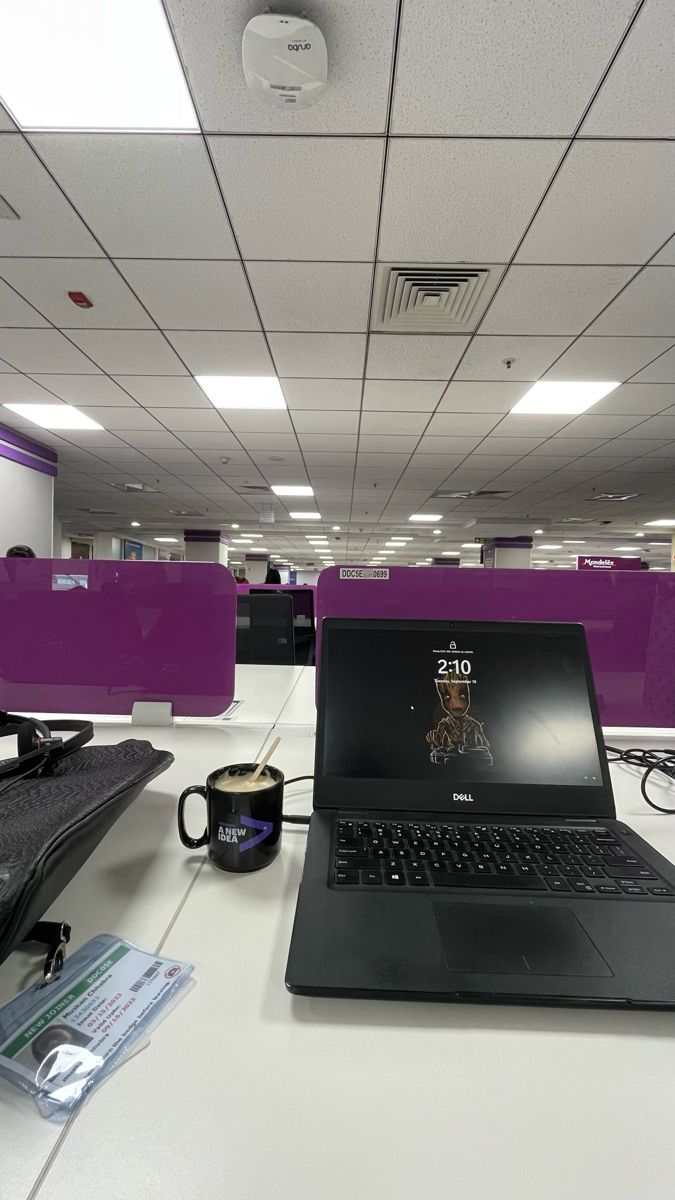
[332,818,674,898]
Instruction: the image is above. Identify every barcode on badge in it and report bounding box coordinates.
[130,959,163,993]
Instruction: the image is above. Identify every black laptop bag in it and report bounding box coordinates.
[0,711,173,969]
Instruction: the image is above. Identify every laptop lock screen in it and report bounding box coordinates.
[315,619,614,818]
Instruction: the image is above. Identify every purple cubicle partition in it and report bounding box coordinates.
[0,560,236,717]
[316,566,675,728]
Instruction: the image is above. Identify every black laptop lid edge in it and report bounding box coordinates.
[313,617,616,820]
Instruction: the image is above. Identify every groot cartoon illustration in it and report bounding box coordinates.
[426,677,493,766]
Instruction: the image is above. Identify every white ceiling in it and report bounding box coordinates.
[0,0,673,570]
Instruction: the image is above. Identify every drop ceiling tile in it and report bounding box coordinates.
[115,260,260,331]
[0,278,48,326]
[0,330,101,373]
[362,380,446,411]
[210,137,382,261]
[291,410,360,434]
[529,438,611,457]
[481,266,634,335]
[165,331,273,375]
[223,410,294,434]
[357,435,419,453]
[146,407,229,432]
[480,436,550,454]
[111,376,211,408]
[304,453,357,468]
[78,407,166,431]
[0,136,101,256]
[359,411,428,435]
[0,374,60,405]
[544,336,675,383]
[581,0,675,136]
[379,140,564,261]
[366,334,469,380]
[652,237,675,267]
[247,262,372,332]
[269,333,366,378]
[236,433,302,452]
[0,258,154,330]
[561,414,643,439]
[438,381,528,413]
[124,432,190,451]
[425,412,501,437]
[587,269,675,337]
[619,414,675,441]
[492,414,575,437]
[179,431,241,450]
[455,336,572,381]
[297,434,358,453]
[517,143,675,265]
[281,379,362,411]
[593,382,675,416]
[67,331,186,375]
[415,435,484,455]
[29,374,138,407]
[31,134,237,258]
[0,359,16,372]
[630,347,675,384]
[392,0,635,135]
[164,0,398,134]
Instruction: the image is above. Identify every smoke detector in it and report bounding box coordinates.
[242,13,328,109]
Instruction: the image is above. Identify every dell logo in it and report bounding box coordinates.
[453,792,475,803]
[288,41,312,51]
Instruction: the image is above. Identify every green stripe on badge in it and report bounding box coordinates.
[1,943,129,1059]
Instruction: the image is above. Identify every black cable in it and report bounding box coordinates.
[605,745,675,815]
[282,775,313,825]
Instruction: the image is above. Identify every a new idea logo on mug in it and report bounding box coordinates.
[178,763,284,873]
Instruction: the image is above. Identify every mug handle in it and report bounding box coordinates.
[178,785,208,849]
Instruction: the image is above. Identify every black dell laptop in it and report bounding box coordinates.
[286,618,675,1008]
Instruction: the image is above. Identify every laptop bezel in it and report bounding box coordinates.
[313,617,615,819]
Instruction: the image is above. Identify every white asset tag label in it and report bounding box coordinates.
[339,568,389,580]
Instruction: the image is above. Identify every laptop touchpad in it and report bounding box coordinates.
[433,903,613,977]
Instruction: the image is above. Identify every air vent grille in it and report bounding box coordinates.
[372,264,500,333]
[238,484,273,494]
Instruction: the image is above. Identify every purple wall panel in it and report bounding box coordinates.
[0,560,236,717]
[316,566,675,728]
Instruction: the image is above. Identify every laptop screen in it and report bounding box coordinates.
[315,619,613,817]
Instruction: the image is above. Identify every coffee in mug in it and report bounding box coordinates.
[178,763,283,873]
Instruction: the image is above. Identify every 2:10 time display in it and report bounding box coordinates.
[437,658,471,677]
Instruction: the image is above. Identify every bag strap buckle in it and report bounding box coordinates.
[25,920,72,985]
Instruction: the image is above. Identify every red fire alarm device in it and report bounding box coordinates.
[67,291,93,308]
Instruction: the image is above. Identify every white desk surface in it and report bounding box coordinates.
[3,669,675,1200]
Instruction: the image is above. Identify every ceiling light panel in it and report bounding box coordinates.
[511,380,620,415]
[290,512,321,520]
[0,0,198,131]
[3,403,102,430]
[409,514,443,522]
[197,376,286,410]
[271,485,313,497]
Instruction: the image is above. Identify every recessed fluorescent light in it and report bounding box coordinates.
[409,514,443,523]
[130,522,140,528]
[232,538,253,544]
[648,541,670,546]
[613,546,640,552]
[531,560,548,565]
[645,519,675,527]
[634,532,645,538]
[563,540,585,544]
[271,485,313,497]
[384,542,402,548]
[537,544,563,550]
[461,543,479,549]
[231,524,239,529]
[332,525,341,531]
[511,381,620,415]
[0,0,198,132]
[379,551,395,555]
[306,536,328,542]
[3,403,102,430]
[290,512,321,520]
[390,537,412,542]
[242,534,263,539]
[441,551,459,557]
[154,537,179,544]
[534,528,544,534]
[196,376,286,410]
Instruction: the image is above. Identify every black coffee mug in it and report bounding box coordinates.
[178,763,284,873]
